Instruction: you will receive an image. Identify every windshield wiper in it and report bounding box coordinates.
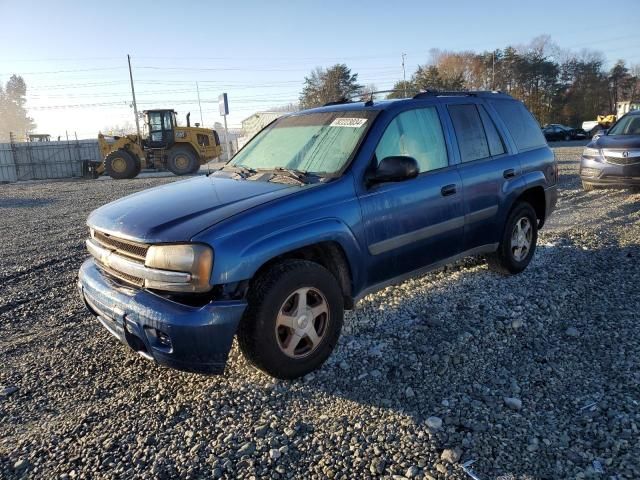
[257,167,322,185]
[218,164,257,178]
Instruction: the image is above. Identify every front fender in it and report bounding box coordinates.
[210,218,364,290]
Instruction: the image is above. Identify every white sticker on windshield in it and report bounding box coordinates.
[330,117,367,128]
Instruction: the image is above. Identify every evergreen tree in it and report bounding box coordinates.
[299,64,363,108]
[0,75,35,141]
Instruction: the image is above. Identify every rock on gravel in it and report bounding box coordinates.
[441,447,462,464]
[269,448,281,460]
[405,465,420,477]
[504,397,523,411]
[237,441,255,456]
[1,149,640,479]
[12,459,28,471]
[565,326,580,337]
[425,416,443,430]
[0,386,18,397]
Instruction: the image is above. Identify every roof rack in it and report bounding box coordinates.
[323,89,405,107]
[413,90,504,99]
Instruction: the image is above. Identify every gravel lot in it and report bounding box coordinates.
[1,147,639,480]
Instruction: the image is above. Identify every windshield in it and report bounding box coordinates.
[608,115,640,136]
[230,111,377,175]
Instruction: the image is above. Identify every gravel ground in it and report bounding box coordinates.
[1,147,639,480]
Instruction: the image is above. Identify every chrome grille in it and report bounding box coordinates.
[93,230,148,261]
[604,156,640,166]
[602,149,640,166]
[100,264,144,287]
[90,230,147,287]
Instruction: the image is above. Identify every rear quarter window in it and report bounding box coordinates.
[489,99,546,151]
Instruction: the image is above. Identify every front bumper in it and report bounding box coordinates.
[580,157,640,187]
[78,258,247,375]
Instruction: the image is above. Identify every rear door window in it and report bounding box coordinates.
[447,104,490,162]
[488,99,546,150]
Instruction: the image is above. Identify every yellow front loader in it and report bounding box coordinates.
[95,110,222,179]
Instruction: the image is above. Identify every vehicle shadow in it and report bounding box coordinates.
[0,197,56,208]
[219,238,638,478]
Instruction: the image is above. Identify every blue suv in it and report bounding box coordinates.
[78,91,557,379]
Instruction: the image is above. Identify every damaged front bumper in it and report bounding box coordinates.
[78,258,246,375]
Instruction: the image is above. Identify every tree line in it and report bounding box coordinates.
[0,75,35,142]
[299,36,639,127]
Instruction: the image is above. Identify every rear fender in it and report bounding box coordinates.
[497,175,528,226]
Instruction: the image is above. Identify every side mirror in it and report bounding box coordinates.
[593,129,607,139]
[368,156,419,185]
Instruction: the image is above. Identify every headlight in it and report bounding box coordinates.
[145,244,213,292]
[582,147,601,159]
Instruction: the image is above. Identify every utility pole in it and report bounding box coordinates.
[218,93,230,161]
[492,51,495,90]
[196,82,204,126]
[127,54,142,143]
[401,53,407,97]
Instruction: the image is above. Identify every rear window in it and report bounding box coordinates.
[489,99,546,151]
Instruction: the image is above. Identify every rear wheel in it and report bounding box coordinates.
[104,149,140,179]
[167,147,198,175]
[487,202,538,275]
[237,260,343,379]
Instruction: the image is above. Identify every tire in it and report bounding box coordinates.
[237,260,344,379]
[487,202,538,275]
[582,181,595,191]
[104,149,140,179]
[188,161,202,175]
[167,146,198,176]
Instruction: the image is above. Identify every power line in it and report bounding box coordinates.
[0,66,126,75]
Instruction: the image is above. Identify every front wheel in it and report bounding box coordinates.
[237,260,344,379]
[167,147,198,175]
[104,149,140,179]
[487,202,538,275]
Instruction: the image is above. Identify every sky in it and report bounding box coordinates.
[1,0,639,139]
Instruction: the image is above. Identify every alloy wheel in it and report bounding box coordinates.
[275,287,329,358]
[511,217,532,261]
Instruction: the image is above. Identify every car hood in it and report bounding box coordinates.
[88,175,302,242]
[592,135,640,149]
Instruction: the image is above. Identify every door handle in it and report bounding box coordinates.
[441,184,457,197]
[503,169,516,179]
